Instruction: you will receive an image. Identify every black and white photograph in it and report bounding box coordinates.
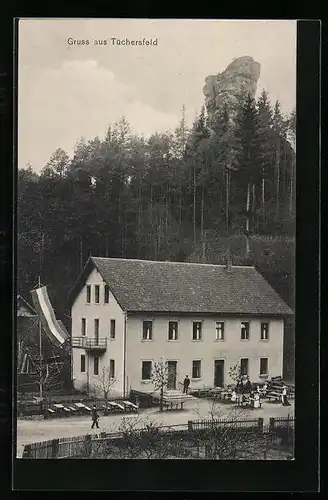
[16,18,297,462]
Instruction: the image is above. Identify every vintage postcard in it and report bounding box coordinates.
[16,18,297,467]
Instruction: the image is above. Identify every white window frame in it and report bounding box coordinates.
[86,285,91,304]
[260,322,269,340]
[168,321,179,341]
[94,285,100,304]
[142,320,153,341]
[192,321,202,341]
[110,319,116,339]
[260,357,269,376]
[241,321,250,340]
[141,360,152,381]
[109,359,115,379]
[240,357,249,376]
[215,321,225,341]
[192,359,202,380]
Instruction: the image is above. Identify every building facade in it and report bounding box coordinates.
[69,257,293,397]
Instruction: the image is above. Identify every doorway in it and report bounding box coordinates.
[167,361,177,390]
[214,360,225,387]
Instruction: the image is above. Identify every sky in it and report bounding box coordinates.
[18,19,297,173]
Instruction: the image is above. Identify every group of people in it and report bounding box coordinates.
[230,376,291,407]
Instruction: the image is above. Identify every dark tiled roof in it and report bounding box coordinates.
[89,257,293,315]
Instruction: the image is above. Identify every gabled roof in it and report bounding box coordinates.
[68,257,293,316]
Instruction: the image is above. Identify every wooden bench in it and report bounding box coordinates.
[267,392,282,403]
[163,400,184,411]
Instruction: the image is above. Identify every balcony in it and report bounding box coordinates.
[72,337,107,352]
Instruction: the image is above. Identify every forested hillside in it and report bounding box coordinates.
[18,88,296,320]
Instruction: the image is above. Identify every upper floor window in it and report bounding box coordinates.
[241,321,250,340]
[95,285,100,304]
[168,321,178,340]
[86,285,91,304]
[104,285,110,304]
[81,318,86,336]
[261,322,269,340]
[94,318,99,340]
[142,361,152,380]
[142,321,153,340]
[215,321,225,341]
[192,322,202,340]
[110,319,116,339]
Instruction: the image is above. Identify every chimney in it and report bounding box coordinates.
[225,250,232,273]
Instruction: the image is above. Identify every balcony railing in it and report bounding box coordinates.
[72,337,107,350]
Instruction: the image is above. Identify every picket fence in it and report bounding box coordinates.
[22,416,294,459]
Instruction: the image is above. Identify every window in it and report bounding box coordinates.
[86,285,91,304]
[109,359,115,378]
[104,285,110,304]
[215,322,225,340]
[80,355,86,373]
[192,360,201,379]
[142,321,153,340]
[142,361,152,380]
[241,321,250,340]
[95,285,100,304]
[192,322,202,340]
[94,356,99,375]
[261,322,269,340]
[168,321,178,340]
[260,358,268,375]
[81,318,86,336]
[240,358,249,376]
[94,319,99,342]
[110,319,116,339]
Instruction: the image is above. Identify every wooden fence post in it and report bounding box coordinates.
[269,417,275,432]
[51,439,59,458]
[85,434,92,457]
[257,417,264,434]
[188,420,193,432]
[22,444,31,458]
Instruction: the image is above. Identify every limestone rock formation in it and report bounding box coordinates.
[203,56,261,114]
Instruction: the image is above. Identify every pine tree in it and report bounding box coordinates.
[256,90,274,231]
[233,94,261,250]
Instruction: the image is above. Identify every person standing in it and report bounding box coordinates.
[183,375,190,394]
[91,405,99,429]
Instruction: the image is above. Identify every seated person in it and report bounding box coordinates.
[254,392,261,409]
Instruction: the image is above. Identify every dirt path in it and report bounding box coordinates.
[16,398,294,457]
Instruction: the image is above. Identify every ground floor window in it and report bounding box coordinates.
[192,360,201,379]
[142,360,152,380]
[81,354,85,373]
[260,357,268,375]
[109,359,115,378]
[240,358,249,376]
[94,356,99,375]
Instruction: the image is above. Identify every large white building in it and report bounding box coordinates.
[68,257,293,397]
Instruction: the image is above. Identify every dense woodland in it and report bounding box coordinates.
[18,90,296,326]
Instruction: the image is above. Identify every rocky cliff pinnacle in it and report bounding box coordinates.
[203,56,261,114]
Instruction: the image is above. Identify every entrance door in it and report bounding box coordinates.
[167,361,177,390]
[214,360,224,387]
